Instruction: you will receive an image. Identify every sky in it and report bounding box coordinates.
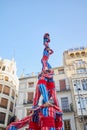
[0,0,87,77]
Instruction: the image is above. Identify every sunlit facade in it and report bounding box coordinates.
[16,74,37,130]
[0,58,19,130]
[63,47,87,130]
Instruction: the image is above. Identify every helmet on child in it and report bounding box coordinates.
[44,33,50,39]
[43,33,50,43]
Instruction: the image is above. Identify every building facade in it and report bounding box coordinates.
[54,67,76,130]
[16,74,38,130]
[63,47,87,130]
[0,58,19,130]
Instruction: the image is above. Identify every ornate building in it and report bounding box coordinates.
[0,58,19,130]
[63,47,87,130]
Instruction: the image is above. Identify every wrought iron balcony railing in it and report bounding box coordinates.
[23,100,33,105]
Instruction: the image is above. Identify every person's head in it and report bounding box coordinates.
[43,33,50,44]
[38,71,44,79]
[44,33,50,39]
[9,115,19,124]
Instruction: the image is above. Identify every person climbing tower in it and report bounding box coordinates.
[41,33,54,75]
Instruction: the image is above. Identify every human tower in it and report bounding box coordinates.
[6,33,63,130]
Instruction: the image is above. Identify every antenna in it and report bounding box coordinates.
[23,68,25,74]
[20,68,25,78]
[13,47,16,59]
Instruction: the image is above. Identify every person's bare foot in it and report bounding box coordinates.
[28,109,34,116]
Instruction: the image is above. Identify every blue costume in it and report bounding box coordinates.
[8,126,17,130]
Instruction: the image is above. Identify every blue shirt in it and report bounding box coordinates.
[9,126,17,130]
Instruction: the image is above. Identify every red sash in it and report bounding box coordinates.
[41,116,55,127]
[47,82,55,90]
[29,121,40,129]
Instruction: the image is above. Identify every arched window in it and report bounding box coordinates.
[81,51,85,56]
[5,76,9,81]
[76,52,80,57]
[70,53,74,58]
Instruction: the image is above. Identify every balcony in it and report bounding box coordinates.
[23,100,33,105]
[62,108,72,112]
[56,88,71,92]
[62,104,73,113]
[56,85,71,92]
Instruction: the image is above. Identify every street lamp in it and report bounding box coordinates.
[77,88,85,130]
[75,80,85,130]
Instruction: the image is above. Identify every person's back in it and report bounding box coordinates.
[6,115,19,130]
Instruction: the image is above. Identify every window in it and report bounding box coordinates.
[0,112,6,124]
[3,85,10,95]
[2,66,5,71]
[81,79,87,90]
[5,76,9,81]
[27,92,33,104]
[0,84,2,93]
[64,120,71,130]
[10,102,13,112]
[8,115,11,125]
[28,82,34,87]
[76,52,80,57]
[85,97,87,104]
[74,80,81,92]
[59,79,66,91]
[58,69,64,74]
[11,89,15,99]
[0,98,8,109]
[77,97,85,109]
[81,51,85,56]
[77,68,86,73]
[70,53,74,58]
[61,97,69,111]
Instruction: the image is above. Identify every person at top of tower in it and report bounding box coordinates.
[41,46,54,72]
[42,33,54,74]
[43,33,50,47]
